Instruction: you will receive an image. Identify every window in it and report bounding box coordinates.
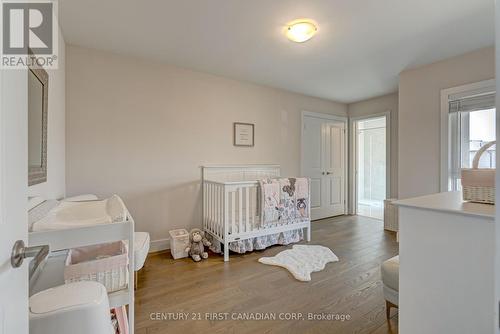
[448,93,496,191]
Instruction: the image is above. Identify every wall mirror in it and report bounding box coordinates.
[28,67,48,186]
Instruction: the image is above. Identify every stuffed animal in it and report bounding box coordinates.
[185,228,211,262]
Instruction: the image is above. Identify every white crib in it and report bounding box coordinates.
[202,165,311,261]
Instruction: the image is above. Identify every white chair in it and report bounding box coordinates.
[381,255,399,318]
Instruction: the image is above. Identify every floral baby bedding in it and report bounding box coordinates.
[259,177,310,225]
[260,179,281,223]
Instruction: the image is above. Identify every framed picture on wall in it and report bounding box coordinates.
[234,122,254,147]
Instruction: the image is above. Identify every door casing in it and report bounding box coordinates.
[349,112,391,216]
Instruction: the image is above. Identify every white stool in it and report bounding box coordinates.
[132,232,150,289]
[381,255,399,318]
[30,281,113,334]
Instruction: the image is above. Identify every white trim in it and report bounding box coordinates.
[301,110,348,121]
[150,238,170,252]
[349,112,391,216]
[348,118,356,215]
[440,79,495,191]
[201,164,281,169]
[300,111,349,217]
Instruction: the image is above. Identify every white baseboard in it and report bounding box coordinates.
[149,238,170,253]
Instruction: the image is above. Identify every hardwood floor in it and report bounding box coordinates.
[135,215,399,334]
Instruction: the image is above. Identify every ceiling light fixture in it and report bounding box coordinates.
[285,19,318,43]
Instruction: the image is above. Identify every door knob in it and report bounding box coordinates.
[11,240,49,269]
[326,172,332,175]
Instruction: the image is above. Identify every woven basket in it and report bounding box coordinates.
[64,241,129,293]
[461,141,496,204]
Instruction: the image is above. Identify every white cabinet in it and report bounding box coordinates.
[395,192,495,334]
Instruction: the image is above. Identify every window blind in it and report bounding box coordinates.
[449,93,495,113]
[447,91,496,191]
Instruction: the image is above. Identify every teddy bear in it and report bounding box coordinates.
[185,228,211,262]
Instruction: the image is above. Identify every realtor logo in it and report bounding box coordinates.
[1,1,58,69]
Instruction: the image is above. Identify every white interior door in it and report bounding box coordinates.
[302,113,346,220]
[323,122,347,218]
[0,68,29,334]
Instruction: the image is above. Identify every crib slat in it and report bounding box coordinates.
[208,183,212,233]
[206,183,210,231]
[203,182,206,230]
[215,184,219,237]
[213,184,217,236]
[216,184,219,234]
[231,191,236,235]
[219,184,223,237]
[218,185,223,238]
[224,187,228,239]
[213,184,217,234]
[206,183,210,232]
[253,186,258,229]
[245,187,250,233]
[215,184,218,233]
[250,187,259,230]
[211,183,215,234]
[215,184,218,235]
[207,183,210,231]
[238,188,243,234]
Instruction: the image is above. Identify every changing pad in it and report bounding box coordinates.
[30,195,127,232]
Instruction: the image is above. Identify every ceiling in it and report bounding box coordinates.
[59,0,494,103]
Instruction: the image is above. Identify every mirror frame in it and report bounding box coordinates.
[28,66,49,186]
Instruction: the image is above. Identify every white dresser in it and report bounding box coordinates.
[395,192,495,334]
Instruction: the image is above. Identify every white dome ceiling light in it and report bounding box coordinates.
[285,19,318,43]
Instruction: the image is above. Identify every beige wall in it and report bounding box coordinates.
[65,45,347,248]
[398,47,494,199]
[29,27,66,199]
[347,93,399,202]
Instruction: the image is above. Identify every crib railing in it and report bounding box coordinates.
[203,181,223,239]
[203,180,260,241]
[226,183,259,236]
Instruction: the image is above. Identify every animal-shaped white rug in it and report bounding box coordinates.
[258,245,339,282]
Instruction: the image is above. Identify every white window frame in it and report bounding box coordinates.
[440,79,495,192]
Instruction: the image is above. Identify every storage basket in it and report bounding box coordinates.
[169,229,189,259]
[461,141,496,204]
[64,241,129,293]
